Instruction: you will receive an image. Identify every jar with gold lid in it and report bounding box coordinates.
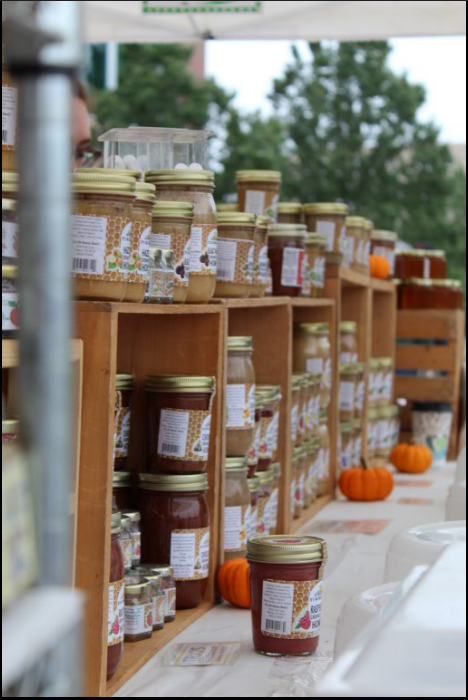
[371,230,398,277]
[395,249,448,281]
[305,374,321,441]
[151,200,194,303]
[303,203,348,255]
[291,376,302,447]
[352,419,363,468]
[303,233,326,298]
[108,512,125,679]
[339,422,354,474]
[124,577,153,642]
[247,475,260,540]
[277,202,303,225]
[269,462,281,535]
[256,385,282,471]
[2,62,18,172]
[146,169,217,303]
[379,358,394,406]
[256,469,274,535]
[215,212,256,299]
[114,374,134,471]
[431,280,464,310]
[268,224,307,297]
[2,263,19,339]
[340,321,358,365]
[345,217,367,271]
[217,203,239,213]
[367,408,380,461]
[226,337,256,458]
[369,358,383,408]
[250,215,269,298]
[304,437,320,507]
[292,446,306,519]
[2,170,18,202]
[354,363,366,420]
[224,457,250,560]
[317,410,330,496]
[248,392,263,477]
[293,323,332,409]
[359,219,373,274]
[236,170,282,223]
[2,198,18,266]
[339,364,358,423]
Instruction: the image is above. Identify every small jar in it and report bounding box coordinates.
[151,200,194,303]
[224,457,251,560]
[360,220,373,274]
[277,202,303,225]
[139,472,210,610]
[2,198,18,265]
[345,217,367,271]
[353,419,363,468]
[354,363,366,420]
[250,215,269,298]
[146,375,215,473]
[293,447,306,519]
[371,230,398,277]
[340,322,358,365]
[369,359,383,409]
[215,212,256,298]
[248,393,263,477]
[108,512,125,680]
[256,469,274,536]
[226,336,256,457]
[147,565,177,623]
[269,463,281,535]
[293,323,332,410]
[2,264,19,339]
[379,358,394,406]
[247,476,260,541]
[302,234,326,298]
[114,374,134,471]
[248,535,327,657]
[339,422,354,474]
[146,169,217,303]
[236,170,282,223]
[395,250,448,281]
[303,203,348,254]
[113,471,134,512]
[304,437,320,506]
[256,386,282,472]
[305,374,321,441]
[375,407,391,461]
[2,418,20,444]
[120,516,134,573]
[367,408,380,461]
[291,376,302,447]
[2,170,18,201]
[71,172,137,302]
[122,510,141,567]
[124,577,153,642]
[268,224,307,297]
[339,364,358,423]
[432,280,464,310]
[317,411,330,497]
[132,569,165,631]
[2,63,18,172]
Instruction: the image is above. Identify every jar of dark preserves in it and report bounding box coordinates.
[268,224,307,297]
[108,512,125,680]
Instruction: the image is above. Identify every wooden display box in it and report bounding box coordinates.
[74,302,226,697]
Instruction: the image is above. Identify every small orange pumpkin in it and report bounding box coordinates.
[339,459,394,502]
[217,558,251,609]
[390,440,433,474]
[369,255,391,280]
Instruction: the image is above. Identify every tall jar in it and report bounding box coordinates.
[268,224,307,297]
[277,203,303,225]
[224,457,251,560]
[139,472,210,610]
[2,198,18,266]
[303,203,348,255]
[367,408,380,462]
[137,571,165,631]
[339,422,354,474]
[146,565,177,623]
[121,510,141,568]
[339,364,358,423]
[293,323,332,410]
[354,363,366,420]
[256,470,274,536]
[353,419,363,467]
[248,393,263,477]
[236,170,282,223]
[317,411,330,496]
[369,359,382,409]
[146,375,215,474]
[306,437,320,504]
[71,172,137,302]
[380,358,394,406]
[247,476,260,541]
[340,322,358,365]
[123,577,153,642]
[2,62,18,172]
[215,212,256,298]
[303,234,326,298]
[345,217,367,271]
[114,374,134,471]
[226,336,256,457]
[251,215,269,298]
[269,463,281,535]
[113,471,134,512]
[305,374,321,441]
[151,200,194,303]
[2,263,19,339]
[256,386,282,472]
[371,230,398,277]
[146,169,217,303]
[108,512,125,680]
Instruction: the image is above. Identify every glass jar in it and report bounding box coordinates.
[139,472,210,610]
[375,407,391,462]
[340,322,358,365]
[395,250,448,281]
[432,280,464,310]
[369,359,383,409]
[132,569,165,631]
[345,217,367,271]
[317,411,330,497]
[277,203,303,225]
[256,386,282,472]
[2,418,20,444]
[147,248,175,304]
[120,516,133,573]
[146,375,215,473]
[151,200,194,303]
[249,393,263,477]
[2,63,18,172]
[290,469,297,520]
[113,471,134,512]
[302,234,326,298]
[147,565,176,623]
[397,278,432,309]
[236,170,282,223]
[367,408,380,462]
[108,512,125,680]
[122,510,141,567]
[114,374,134,471]
[215,212,256,298]
[224,457,251,560]
[256,470,274,536]
[71,172,137,302]
[353,419,363,468]
[360,220,373,274]
[146,169,217,303]
[305,374,321,441]
[293,447,306,519]
[340,422,354,474]
[339,364,358,423]
[2,198,18,266]
[291,376,302,447]
[247,535,327,657]
[305,437,320,506]
[217,203,239,213]
[388,405,401,454]
[380,358,394,406]
[268,224,307,297]
[226,336,256,457]
[371,230,398,277]
[2,264,19,339]
[293,324,332,410]
[303,203,348,254]
[2,170,18,200]
[247,476,260,541]
[354,363,366,420]
[269,463,281,535]
[250,216,269,298]
[124,577,153,642]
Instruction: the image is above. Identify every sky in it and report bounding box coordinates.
[206,36,467,144]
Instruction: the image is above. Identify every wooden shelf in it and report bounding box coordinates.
[2,339,83,368]
[289,495,334,534]
[371,278,397,294]
[325,266,370,288]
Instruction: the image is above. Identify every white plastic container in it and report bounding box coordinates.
[446,481,467,521]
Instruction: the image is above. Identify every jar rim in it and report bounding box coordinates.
[294,322,329,335]
[146,168,215,185]
[116,374,134,390]
[218,212,257,226]
[227,336,253,351]
[340,321,357,333]
[2,264,18,279]
[247,534,327,564]
[147,564,175,577]
[277,202,303,214]
[125,579,151,596]
[113,471,132,485]
[268,223,307,239]
[2,419,20,435]
[248,476,260,490]
[236,170,282,183]
[111,511,122,534]
[146,375,215,393]
[346,216,368,227]
[372,230,398,243]
[138,472,209,492]
[121,509,141,523]
[306,233,327,246]
[2,197,16,212]
[257,470,274,485]
[226,457,249,471]
[303,203,348,215]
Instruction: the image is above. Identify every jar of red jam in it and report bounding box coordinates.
[256,385,282,472]
[146,375,216,473]
[396,250,448,280]
[247,476,260,541]
[432,280,464,310]
[139,472,210,610]
[268,224,307,297]
[112,471,134,512]
[131,568,165,631]
[108,512,125,680]
[114,374,134,471]
[147,565,177,622]
[247,535,327,656]
[398,278,434,310]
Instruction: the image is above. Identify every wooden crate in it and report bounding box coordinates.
[74,302,226,697]
[395,309,466,458]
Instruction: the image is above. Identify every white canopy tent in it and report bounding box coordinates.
[84,1,466,43]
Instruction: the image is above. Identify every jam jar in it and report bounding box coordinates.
[339,364,358,423]
[107,512,125,680]
[303,203,348,255]
[293,323,332,410]
[249,392,263,477]
[151,200,194,303]
[2,198,18,266]
[269,463,281,535]
[2,264,19,339]
[305,374,321,441]
[432,280,464,310]
[114,374,134,471]
[2,418,20,444]
[268,224,307,297]
[395,250,448,281]
[224,457,251,560]
[277,203,303,225]
[256,386,281,472]
[147,565,177,622]
[113,471,134,512]
[303,234,326,298]
[120,516,133,573]
[371,230,398,277]
[317,411,330,497]
[146,169,217,303]
[146,375,215,474]
[369,359,383,408]
[251,215,269,298]
[126,181,156,303]
[248,535,327,657]
[340,321,358,365]
[132,569,165,631]
[2,61,18,172]
[215,212,256,299]
[345,217,367,270]
[361,219,373,273]
[124,577,153,642]
[226,336,256,458]
[379,358,394,406]
[236,170,282,223]
[397,278,433,309]
[367,408,380,461]
[247,476,260,541]
[291,376,302,447]
[139,472,210,610]
[305,437,320,505]
[122,510,141,567]
[293,446,306,519]
[256,469,274,536]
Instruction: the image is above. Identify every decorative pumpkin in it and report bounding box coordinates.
[339,459,394,502]
[369,255,391,280]
[217,558,251,609]
[390,440,433,474]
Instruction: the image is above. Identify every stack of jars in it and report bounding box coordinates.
[395,249,462,310]
[368,358,400,464]
[338,322,366,474]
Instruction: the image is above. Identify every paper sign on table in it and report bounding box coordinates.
[161,642,243,667]
[394,479,433,488]
[309,520,391,535]
[398,497,435,505]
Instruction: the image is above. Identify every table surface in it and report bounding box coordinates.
[116,463,458,698]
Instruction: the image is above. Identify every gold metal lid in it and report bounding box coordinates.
[397,249,426,257]
[320,409,328,423]
[147,565,174,577]
[236,170,282,183]
[71,172,136,196]
[227,336,253,351]
[306,233,327,246]
[226,457,249,472]
[124,578,151,595]
[303,203,348,215]
[432,279,462,289]
[247,534,326,564]
[255,215,269,230]
[353,418,363,430]
[372,230,398,243]
[306,373,322,386]
[137,571,163,585]
[146,375,215,393]
[354,362,366,374]
[370,358,384,369]
[2,197,16,212]
[2,264,18,279]
[216,203,239,213]
[138,472,209,492]
[271,462,281,477]
[256,385,282,403]
[340,363,361,375]
[365,219,374,231]
[152,200,194,219]
[304,436,320,452]
[255,392,264,409]
[403,278,434,287]
[122,509,141,523]
[292,445,306,461]
[146,169,215,185]
[116,374,134,390]
[346,216,367,228]
[340,321,357,333]
[268,223,307,238]
[257,469,274,485]
[294,322,329,335]
[292,374,307,391]
[135,181,156,202]
[121,515,131,529]
[368,407,381,420]
[76,167,142,180]
[217,212,256,226]
[2,171,18,192]
[277,202,303,214]
[111,511,122,534]
[340,421,353,434]
[113,471,132,485]
[379,357,393,368]
[2,419,20,435]
[248,476,260,491]
[425,250,447,258]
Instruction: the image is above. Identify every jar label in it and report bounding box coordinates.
[310,255,326,289]
[340,352,358,365]
[154,232,192,288]
[261,579,323,639]
[171,528,210,580]
[245,503,254,541]
[245,190,265,217]
[148,262,174,302]
[124,602,153,635]
[157,408,211,461]
[345,233,355,266]
[307,396,320,430]
[298,404,306,437]
[269,487,279,533]
[301,258,312,297]
[384,372,394,401]
[249,505,258,539]
[226,383,255,430]
[249,421,261,466]
[295,472,305,506]
[306,357,323,376]
[281,248,304,289]
[120,534,133,571]
[164,587,177,617]
[339,381,355,412]
[114,401,131,459]
[258,245,270,285]
[291,405,299,441]
[108,579,125,647]
[151,232,172,249]
[259,416,273,460]
[2,280,19,331]
[152,593,165,626]
[290,479,296,517]
[224,505,248,553]
[71,214,129,282]
[316,221,335,251]
[271,409,280,453]
[2,86,17,148]
[2,220,18,260]
[131,531,141,563]
[216,238,255,286]
[266,416,277,458]
[120,221,133,276]
[256,495,271,536]
[340,439,354,472]
[190,225,217,275]
[324,358,332,391]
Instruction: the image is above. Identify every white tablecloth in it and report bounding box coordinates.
[116,464,457,698]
